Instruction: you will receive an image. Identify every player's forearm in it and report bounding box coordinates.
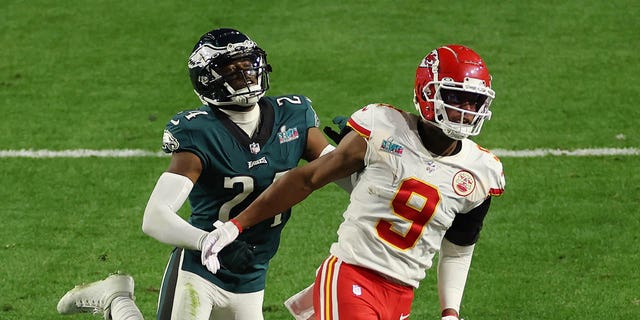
[319,144,356,193]
[437,238,475,313]
[141,172,208,250]
[234,165,318,229]
[235,150,354,229]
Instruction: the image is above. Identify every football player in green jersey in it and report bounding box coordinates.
[57,28,341,320]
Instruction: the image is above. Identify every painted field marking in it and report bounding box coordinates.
[491,148,640,157]
[0,148,638,158]
[0,149,167,158]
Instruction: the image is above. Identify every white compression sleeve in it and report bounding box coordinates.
[141,172,208,250]
[319,144,357,193]
[437,237,476,313]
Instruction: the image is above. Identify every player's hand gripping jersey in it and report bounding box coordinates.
[330,104,505,287]
[161,94,319,293]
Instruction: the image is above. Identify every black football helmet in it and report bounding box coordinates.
[188,28,272,108]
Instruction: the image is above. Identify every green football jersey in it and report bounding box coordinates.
[160,94,319,293]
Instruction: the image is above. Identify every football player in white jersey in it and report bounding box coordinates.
[201,44,505,320]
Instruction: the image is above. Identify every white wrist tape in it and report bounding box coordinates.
[437,237,475,312]
[142,172,208,250]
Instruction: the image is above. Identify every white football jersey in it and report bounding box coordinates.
[329,104,505,288]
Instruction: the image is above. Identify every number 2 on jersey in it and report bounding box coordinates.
[219,172,287,227]
[376,178,441,250]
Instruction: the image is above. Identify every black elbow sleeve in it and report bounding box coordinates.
[444,197,491,246]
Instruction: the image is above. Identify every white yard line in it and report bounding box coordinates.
[0,148,638,158]
[0,149,167,158]
[490,148,640,157]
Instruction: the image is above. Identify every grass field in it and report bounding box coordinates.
[1,0,639,319]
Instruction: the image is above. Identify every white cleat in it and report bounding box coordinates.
[57,274,134,319]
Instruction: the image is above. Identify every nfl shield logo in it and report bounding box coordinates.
[352,284,362,296]
[249,142,260,154]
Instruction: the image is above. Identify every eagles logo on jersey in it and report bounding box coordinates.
[162,130,180,152]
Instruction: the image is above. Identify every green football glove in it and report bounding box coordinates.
[218,239,255,274]
[323,116,352,144]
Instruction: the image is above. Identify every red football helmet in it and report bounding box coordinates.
[413,45,495,140]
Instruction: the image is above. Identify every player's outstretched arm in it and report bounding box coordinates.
[199,131,366,273]
[236,130,366,229]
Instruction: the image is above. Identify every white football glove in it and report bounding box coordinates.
[200,220,241,274]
